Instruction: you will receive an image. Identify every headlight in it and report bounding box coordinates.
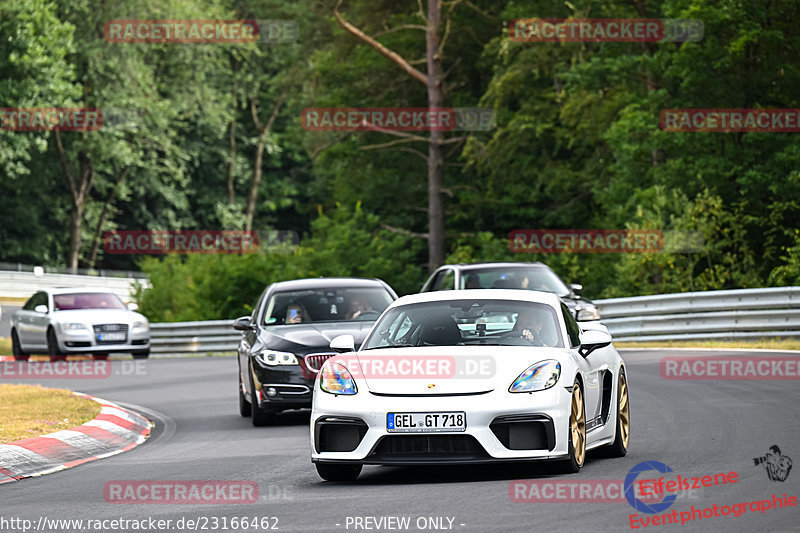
[133,320,149,329]
[60,323,88,332]
[254,351,298,366]
[509,360,561,393]
[576,306,600,321]
[319,362,357,395]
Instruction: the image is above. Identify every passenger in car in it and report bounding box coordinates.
[286,303,309,324]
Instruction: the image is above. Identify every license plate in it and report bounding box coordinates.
[98,332,126,341]
[387,412,466,433]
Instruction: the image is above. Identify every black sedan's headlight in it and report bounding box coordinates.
[254,351,298,366]
[576,305,600,321]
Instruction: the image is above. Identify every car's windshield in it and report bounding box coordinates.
[363,299,564,349]
[53,292,127,311]
[262,287,394,325]
[458,267,571,296]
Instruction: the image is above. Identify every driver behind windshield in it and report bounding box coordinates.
[510,309,549,345]
[346,296,373,320]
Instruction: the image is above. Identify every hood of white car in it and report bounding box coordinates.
[336,345,572,395]
[51,309,145,326]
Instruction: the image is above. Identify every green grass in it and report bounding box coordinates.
[0,384,101,443]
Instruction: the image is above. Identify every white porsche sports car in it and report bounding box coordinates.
[310,290,629,481]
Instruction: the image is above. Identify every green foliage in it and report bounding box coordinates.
[3,0,800,319]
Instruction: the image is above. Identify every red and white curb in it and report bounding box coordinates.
[0,393,152,484]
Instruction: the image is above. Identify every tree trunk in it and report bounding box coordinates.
[55,131,93,273]
[88,167,128,268]
[245,134,265,234]
[425,0,445,271]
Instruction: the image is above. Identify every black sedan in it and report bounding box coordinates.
[420,262,601,321]
[233,277,397,426]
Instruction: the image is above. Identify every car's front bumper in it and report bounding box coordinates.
[310,385,573,464]
[251,363,315,410]
[58,328,150,353]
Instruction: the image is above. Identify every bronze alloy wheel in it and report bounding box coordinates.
[618,373,630,449]
[571,384,586,467]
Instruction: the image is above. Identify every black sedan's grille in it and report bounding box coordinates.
[93,324,128,344]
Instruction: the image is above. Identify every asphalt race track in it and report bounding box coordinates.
[2,350,799,533]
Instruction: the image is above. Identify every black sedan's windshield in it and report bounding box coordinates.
[363,299,564,349]
[262,287,394,325]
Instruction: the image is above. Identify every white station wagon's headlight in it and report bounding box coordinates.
[509,360,561,393]
[255,351,298,366]
[320,362,357,395]
[133,320,149,330]
[60,323,89,332]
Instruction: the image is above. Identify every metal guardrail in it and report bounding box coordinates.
[595,287,800,342]
[0,270,150,302]
[149,320,239,355]
[148,287,800,354]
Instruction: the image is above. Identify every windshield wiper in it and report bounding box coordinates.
[363,343,415,350]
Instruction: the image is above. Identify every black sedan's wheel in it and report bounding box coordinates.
[11,330,29,361]
[238,367,251,417]
[561,380,586,474]
[606,371,630,457]
[315,462,362,482]
[47,328,66,362]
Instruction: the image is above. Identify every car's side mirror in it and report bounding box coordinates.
[578,329,612,357]
[232,316,254,331]
[569,283,583,296]
[34,305,48,314]
[330,334,355,353]
[127,302,139,311]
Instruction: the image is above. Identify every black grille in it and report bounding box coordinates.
[315,417,368,453]
[490,415,555,451]
[93,324,129,344]
[371,435,489,461]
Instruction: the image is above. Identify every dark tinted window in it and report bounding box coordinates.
[458,267,570,296]
[53,292,125,311]
[562,303,581,347]
[263,287,394,325]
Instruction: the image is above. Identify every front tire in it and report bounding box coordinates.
[47,328,66,362]
[561,380,586,474]
[11,330,29,361]
[132,349,150,359]
[238,367,251,417]
[315,462,362,482]
[606,371,630,457]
